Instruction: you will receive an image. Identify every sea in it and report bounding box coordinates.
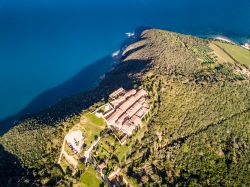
[0,0,250,125]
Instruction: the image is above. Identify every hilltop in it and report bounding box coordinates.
[0,29,250,186]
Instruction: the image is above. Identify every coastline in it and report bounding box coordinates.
[1,30,248,133]
[212,35,237,44]
[209,34,250,50]
[0,31,140,134]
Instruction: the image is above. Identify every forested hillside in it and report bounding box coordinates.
[119,29,250,186]
[0,29,249,186]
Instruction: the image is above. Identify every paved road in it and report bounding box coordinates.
[83,128,111,162]
[83,136,101,162]
[58,137,78,169]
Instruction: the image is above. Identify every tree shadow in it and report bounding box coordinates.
[0,144,29,186]
[121,44,146,60]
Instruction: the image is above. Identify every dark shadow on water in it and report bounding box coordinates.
[0,55,114,134]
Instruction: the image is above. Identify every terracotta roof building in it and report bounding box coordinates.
[104,88,149,136]
[136,108,145,118]
[106,108,123,125]
[109,88,125,99]
[126,102,142,118]
[124,89,137,98]
[130,115,141,126]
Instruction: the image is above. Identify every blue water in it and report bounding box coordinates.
[0,0,250,121]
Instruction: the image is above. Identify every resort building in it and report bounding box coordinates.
[103,88,149,136]
[65,130,84,154]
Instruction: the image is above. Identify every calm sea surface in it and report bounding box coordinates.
[0,0,250,120]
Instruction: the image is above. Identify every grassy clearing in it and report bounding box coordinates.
[99,136,116,151]
[115,144,130,162]
[94,134,121,162]
[60,157,70,173]
[64,143,75,157]
[79,166,103,187]
[213,41,250,66]
[81,112,107,147]
[95,128,146,163]
[95,145,110,160]
[209,43,235,64]
[94,136,114,161]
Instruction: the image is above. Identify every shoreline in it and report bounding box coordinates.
[209,35,250,50]
[0,31,140,134]
[1,30,248,132]
[213,35,237,44]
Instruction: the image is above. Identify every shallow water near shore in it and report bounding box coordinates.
[0,0,250,123]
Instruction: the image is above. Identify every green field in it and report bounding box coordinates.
[94,136,112,161]
[79,166,103,187]
[115,144,130,162]
[81,112,107,147]
[214,41,250,66]
[94,134,122,163]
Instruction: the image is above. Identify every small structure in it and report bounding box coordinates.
[242,43,250,50]
[95,103,114,118]
[65,130,84,154]
[98,162,107,173]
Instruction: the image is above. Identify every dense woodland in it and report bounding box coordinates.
[119,30,250,186]
[0,29,250,186]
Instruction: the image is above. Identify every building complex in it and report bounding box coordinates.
[96,88,149,138]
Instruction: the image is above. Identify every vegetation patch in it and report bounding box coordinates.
[214,41,250,66]
[80,112,107,148]
[79,166,103,187]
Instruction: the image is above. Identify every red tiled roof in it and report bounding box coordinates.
[130,115,141,126]
[117,113,129,125]
[121,122,135,135]
[126,102,142,117]
[143,103,150,109]
[124,89,137,98]
[136,109,145,118]
[106,108,123,125]
[106,88,148,133]
[109,88,125,99]
[119,96,136,112]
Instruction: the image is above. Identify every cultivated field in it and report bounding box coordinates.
[213,41,250,66]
